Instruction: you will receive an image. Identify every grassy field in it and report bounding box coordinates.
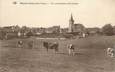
[0,36,115,72]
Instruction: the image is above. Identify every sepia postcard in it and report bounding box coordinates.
[0,0,115,72]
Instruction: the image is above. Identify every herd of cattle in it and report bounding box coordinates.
[17,40,76,56]
[17,40,115,57]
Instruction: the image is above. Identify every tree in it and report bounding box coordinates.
[113,26,115,35]
[102,24,113,36]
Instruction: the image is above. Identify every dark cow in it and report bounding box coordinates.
[43,41,49,52]
[43,41,59,53]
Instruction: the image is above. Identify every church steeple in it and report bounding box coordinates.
[68,13,74,33]
[70,14,74,22]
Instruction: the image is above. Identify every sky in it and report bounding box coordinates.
[0,0,115,28]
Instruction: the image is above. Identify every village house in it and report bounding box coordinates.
[60,28,68,33]
[86,27,101,36]
[45,26,60,33]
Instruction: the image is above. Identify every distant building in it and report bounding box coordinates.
[37,27,46,34]
[3,26,15,32]
[73,23,85,33]
[2,25,20,32]
[60,28,68,33]
[45,26,60,33]
[86,27,101,35]
[68,14,85,33]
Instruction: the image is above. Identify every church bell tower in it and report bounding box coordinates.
[68,14,74,33]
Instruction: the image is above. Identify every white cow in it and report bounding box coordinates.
[17,40,23,48]
[67,44,75,56]
[107,47,114,57]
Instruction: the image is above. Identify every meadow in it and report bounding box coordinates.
[0,36,115,72]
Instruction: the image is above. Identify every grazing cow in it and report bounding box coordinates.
[43,41,59,53]
[50,42,59,53]
[107,47,114,57]
[17,40,23,48]
[68,44,75,56]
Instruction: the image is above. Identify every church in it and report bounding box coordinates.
[68,14,85,33]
